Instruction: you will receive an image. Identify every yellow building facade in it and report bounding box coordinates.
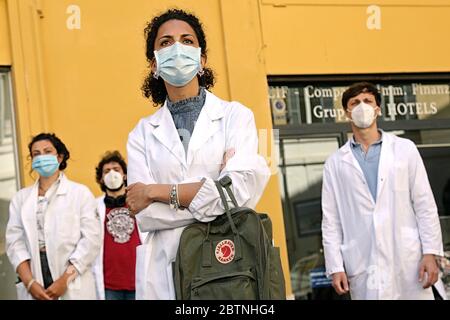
[1,0,450,300]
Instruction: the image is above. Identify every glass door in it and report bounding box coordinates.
[277,134,345,300]
[0,70,20,299]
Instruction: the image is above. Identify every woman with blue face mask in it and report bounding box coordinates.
[6,133,101,300]
[126,9,271,299]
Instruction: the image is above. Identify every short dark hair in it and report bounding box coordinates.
[141,8,215,106]
[28,133,70,170]
[95,150,127,192]
[341,82,381,111]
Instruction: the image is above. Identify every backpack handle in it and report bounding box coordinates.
[214,180,242,261]
[214,180,238,235]
[202,178,243,267]
[219,176,239,208]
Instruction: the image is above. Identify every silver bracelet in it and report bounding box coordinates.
[26,279,36,292]
[169,184,179,210]
[175,184,180,209]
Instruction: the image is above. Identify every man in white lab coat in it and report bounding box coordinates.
[321,82,444,299]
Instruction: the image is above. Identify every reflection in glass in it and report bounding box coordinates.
[0,71,19,299]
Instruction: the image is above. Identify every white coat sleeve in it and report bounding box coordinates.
[409,144,444,257]
[321,160,345,277]
[127,123,196,232]
[188,105,271,222]
[5,192,31,272]
[69,187,102,275]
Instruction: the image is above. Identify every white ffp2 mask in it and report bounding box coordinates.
[351,102,379,128]
[104,170,124,190]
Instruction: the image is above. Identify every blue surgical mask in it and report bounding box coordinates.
[32,154,60,177]
[154,42,202,87]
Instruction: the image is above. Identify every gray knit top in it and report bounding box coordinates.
[166,87,207,155]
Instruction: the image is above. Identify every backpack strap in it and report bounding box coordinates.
[202,223,212,267]
[214,180,242,261]
[219,176,238,207]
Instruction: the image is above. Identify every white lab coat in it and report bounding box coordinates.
[127,90,270,300]
[321,132,444,300]
[91,195,147,300]
[6,173,101,300]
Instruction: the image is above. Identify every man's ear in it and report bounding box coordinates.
[345,109,352,120]
[376,106,382,116]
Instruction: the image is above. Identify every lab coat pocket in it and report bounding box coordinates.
[135,232,155,300]
[400,227,422,261]
[15,282,33,300]
[166,262,176,299]
[394,162,409,191]
[57,208,80,240]
[340,240,366,277]
[65,274,82,298]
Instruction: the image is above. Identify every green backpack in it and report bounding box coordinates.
[173,176,286,300]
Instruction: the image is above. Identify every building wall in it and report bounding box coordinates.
[3,0,450,299]
[0,0,11,65]
[260,0,450,74]
[3,0,291,296]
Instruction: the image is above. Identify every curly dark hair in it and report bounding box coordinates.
[95,150,127,192]
[141,8,215,106]
[28,133,70,171]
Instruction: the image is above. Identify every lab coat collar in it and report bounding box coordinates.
[148,101,186,166]
[30,172,66,196]
[148,91,224,126]
[339,131,394,204]
[56,172,68,195]
[187,91,225,162]
[148,91,225,168]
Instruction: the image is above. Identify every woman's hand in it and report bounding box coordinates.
[220,148,235,171]
[29,281,52,300]
[45,276,69,300]
[126,183,154,216]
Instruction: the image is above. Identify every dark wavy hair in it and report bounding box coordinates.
[28,133,70,171]
[342,82,382,111]
[95,150,127,192]
[141,8,215,106]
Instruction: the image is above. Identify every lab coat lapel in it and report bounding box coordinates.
[149,104,187,168]
[341,141,365,179]
[340,140,375,205]
[97,195,106,227]
[21,181,43,284]
[186,92,224,167]
[45,173,68,223]
[375,132,393,202]
[21,182,39,255]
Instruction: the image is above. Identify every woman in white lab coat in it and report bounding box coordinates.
[126,9,270,299]
[6,133,101,300]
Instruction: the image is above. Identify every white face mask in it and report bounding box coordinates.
[104,170,124,191]
[350,102,379,128]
